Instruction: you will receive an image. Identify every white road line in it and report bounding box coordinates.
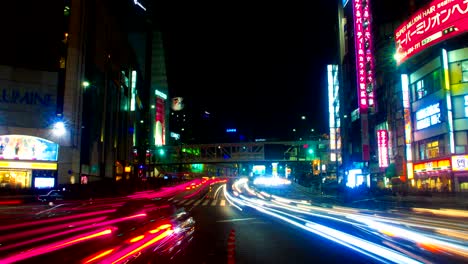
[202,200,210,206]
[216,217,256,223]
[177,200,186,205]
[35,204,64,215]
[185,199,196,205]
[193,199,202,206]
[220,200,226,206]
[211,200,217,206]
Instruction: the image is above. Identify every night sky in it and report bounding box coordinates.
[153,1,338,139]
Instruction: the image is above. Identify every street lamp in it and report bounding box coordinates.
[53,121,66,136]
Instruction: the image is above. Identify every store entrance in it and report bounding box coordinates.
[0,169,32,189]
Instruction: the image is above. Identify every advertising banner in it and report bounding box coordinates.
[395,0,468,65]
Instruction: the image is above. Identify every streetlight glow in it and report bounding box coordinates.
[53,121,66,136]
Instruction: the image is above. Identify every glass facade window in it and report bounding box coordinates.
[462,60,468,82]
[465,95,468,117]
[411,70,441,101]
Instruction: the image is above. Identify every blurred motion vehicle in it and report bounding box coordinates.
[37,189,65,202]
[81,198,196,263]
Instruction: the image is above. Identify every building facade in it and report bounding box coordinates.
[335,0,468,192]
[0,0,64,189]
[395,0,468,192]
[0,0,159,190]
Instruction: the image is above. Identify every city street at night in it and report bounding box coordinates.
[1,178,467,264]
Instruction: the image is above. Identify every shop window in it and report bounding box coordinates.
[0,170,30,188]
[460,182,468,191]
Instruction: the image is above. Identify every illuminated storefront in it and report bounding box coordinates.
[413,158,451,192]
[0,135,59,189]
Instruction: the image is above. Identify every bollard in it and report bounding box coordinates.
[227,229,236,264]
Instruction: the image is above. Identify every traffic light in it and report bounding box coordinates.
[158,148,165,156]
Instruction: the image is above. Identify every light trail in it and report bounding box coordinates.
[229,178,468,263]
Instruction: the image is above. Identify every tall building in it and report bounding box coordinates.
[0,0,158,190]
[394,0,468,192]
[336,0,468,192]
[0,0,64,189]
[337,0,380,187]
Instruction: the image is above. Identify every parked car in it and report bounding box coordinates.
[37,190,65,202]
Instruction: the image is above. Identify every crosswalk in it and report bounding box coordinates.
[173,198,232,208]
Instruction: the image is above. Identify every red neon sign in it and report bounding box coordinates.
[353,0,375,112]
[395,0,468,65]
[377,130,389,168]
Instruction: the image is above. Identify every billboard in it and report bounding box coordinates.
[171,97,184,111]
[395,0,468,65]
[155,90,167,146]
[0,135,59,161]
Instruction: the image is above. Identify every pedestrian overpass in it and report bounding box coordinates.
[160,140,329,164]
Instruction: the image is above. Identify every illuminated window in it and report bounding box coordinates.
[419,140,439,160]
[64,6,70,16]
[414,80,426,100]
[411,70,441,101]
[427,141,439,158]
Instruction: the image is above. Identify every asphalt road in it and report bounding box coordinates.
[1,179,467,264]
[171,184,372,264]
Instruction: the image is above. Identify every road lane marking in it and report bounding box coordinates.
[202,200,210,206]
[220,200,226,206]
[211,200,217,206]
[185,199,196,205]
[35,204,64,215]
[193,199,202,206]
[216,217,256,223]
[177,200,185,205]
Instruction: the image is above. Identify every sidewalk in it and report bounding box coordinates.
[290,182,468,211]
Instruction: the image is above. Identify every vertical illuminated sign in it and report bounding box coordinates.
[377,130,389,168]
[442,49,455,154]
[130,70,137,111]
[352,0,375,111]
[401,74,413,180]
[352,0,375,161]
[327,64,341,163]
[155,90,167,146]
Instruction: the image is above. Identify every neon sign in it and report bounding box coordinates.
[395,0,468,65]
[415,102,441,130]
[414,158,451,172]
[352,0,376,111]
[377,130,389,168]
